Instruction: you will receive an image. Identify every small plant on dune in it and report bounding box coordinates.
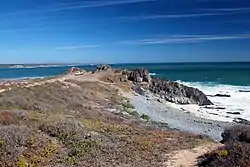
[0,139,5,146]
[16,155,28,167]
[140,114,150,121]
[121,101,135,109]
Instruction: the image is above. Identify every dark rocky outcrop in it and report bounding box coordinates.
[127,69,151,83]
[122,68,212,106]
[148,78,213,106]
[94,65,112,73]
[93,66,213,106]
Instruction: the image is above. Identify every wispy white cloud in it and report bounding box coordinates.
[46,0,157,12]
[0,0,157,17]
[202,7,250,12]
[55,45,100,51]
[116,9,249,21]
[123,34,250,45]
[118,12,229,20]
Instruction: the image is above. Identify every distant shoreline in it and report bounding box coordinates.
[0,61,250,69]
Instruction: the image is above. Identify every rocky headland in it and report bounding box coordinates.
[0,65,249,167]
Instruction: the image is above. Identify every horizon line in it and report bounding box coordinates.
[0,61,250,66]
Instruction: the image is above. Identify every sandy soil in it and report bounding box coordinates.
[165,143,222,167]
[0,72,106,93]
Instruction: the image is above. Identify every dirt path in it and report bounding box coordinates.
[0,72,101,93]
[165,142,222,167]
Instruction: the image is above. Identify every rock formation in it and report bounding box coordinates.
[149,78,213,106]
[123,68,213,106]
[65,66,213,106]
[94,65,112,73]
[127,69,151,83]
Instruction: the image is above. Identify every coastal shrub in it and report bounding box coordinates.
[122,107,140,118]
[198,125,250,167]
[0,81,123,118]
[121,101,135,109]
[221,125,250,144]
[39,118,86,138]
[0,110,28,125]
[0,125,59,167]
[141,114,150,121]
[39,119,100,165]
[130,110,140,117]
[0,77,208,166]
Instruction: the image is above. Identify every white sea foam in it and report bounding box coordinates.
[0,76,46,81]
[171,81,250,122]
[149,73,157,76]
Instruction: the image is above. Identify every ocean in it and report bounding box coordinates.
[0,62,250,122]
[0,62,250,86]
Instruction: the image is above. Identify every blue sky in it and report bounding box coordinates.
[0,0,250,64]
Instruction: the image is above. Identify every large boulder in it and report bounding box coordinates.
[149,78,213,106]
[127,69,151,83]
[94,65,112,73]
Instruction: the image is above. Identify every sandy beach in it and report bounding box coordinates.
[125,91,234,141]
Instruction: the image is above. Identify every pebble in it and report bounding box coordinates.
[126,92,234,141]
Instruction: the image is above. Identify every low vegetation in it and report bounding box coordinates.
[198,125,250,167]
[140,114,150,121]
[121,101,135,109]
[0,78,205,166]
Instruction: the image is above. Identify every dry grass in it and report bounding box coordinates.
[0,78,205,167]
[0,125,61,167]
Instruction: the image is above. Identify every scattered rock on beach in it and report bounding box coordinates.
[234,118,250,125]
[215,94,231,97]
[239,90,250,93]
[204,106,226,110]
[132,85,146,96]
[208,112,219,116]
[227,112,241,115]
[157,99,163,103]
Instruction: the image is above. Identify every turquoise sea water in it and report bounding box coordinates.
[0,62,249,86]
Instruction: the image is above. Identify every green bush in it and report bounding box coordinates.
[140,114,150,121]
[121,101,135,109]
